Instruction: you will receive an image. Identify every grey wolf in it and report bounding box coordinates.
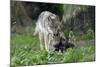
[34,11,75,52]
[34,11,61,52]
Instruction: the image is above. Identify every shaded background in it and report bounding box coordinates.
[11,1,95,34]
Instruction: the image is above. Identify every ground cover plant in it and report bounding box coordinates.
[11,33,95,66]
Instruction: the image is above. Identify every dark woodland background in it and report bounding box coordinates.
[11,1,95,34]
[11,1,95,66]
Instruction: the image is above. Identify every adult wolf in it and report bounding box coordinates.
[34,11,62,52]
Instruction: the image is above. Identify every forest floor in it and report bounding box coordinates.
[11,33,95,66]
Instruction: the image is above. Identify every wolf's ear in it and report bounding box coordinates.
[48,16,53,23]
[48,15,56,23]
[48,16,51,21]
[56,15,60,20]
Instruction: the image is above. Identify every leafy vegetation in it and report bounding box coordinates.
[11,33,95,66]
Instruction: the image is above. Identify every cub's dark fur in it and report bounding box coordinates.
[54,37,75,53]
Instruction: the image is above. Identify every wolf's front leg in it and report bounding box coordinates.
[44,35,49,52]
[39,32,44,50]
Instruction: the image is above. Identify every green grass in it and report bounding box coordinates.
[11,33,48,66]
[11,33,95,66]
[74,30,95,40]
[63,44,95,63]
[64,29,95,41]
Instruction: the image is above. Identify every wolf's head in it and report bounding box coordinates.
[47,14,61,38]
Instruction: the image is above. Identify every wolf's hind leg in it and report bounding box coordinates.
[33,31,37,36]
[39,32,44,50]
[33,25,38,36]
